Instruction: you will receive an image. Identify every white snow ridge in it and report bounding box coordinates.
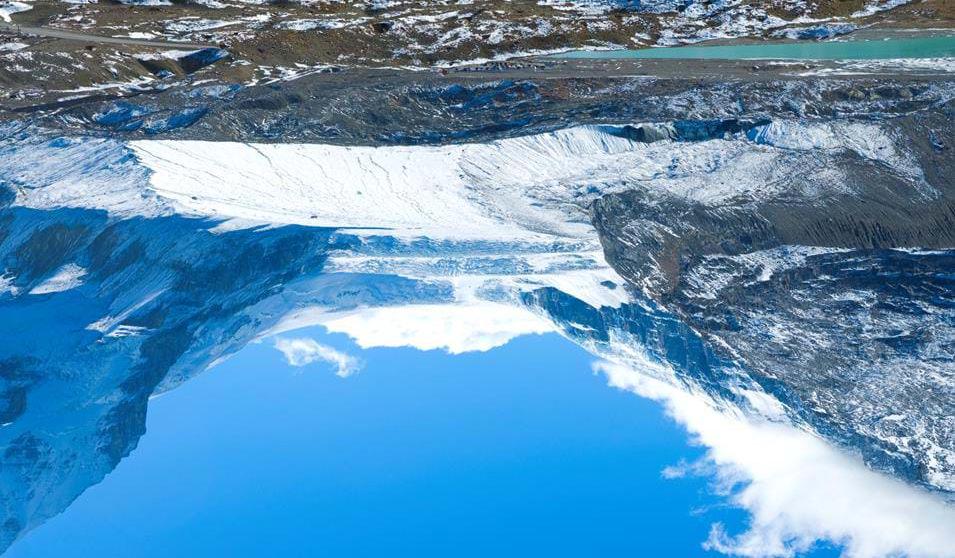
[5,122,925,245]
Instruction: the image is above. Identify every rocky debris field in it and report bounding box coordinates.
[1,0,953,109]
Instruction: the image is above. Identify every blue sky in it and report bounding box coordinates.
[6,328,840,558]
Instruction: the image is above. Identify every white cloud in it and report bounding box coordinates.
[317,302,554,355]
[273,338,361,378]
[594,360,955,558]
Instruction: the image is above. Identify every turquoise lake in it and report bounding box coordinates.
[555,36,955,60]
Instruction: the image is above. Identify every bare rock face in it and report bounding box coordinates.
[591,104,955,494]
[593,105,955,293]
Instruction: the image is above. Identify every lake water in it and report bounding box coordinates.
[555,36,955,60]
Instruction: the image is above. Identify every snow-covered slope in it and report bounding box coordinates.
[5,120,928,242]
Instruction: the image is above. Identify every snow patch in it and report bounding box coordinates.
[852,0,911,19]
[135,49,202,61]
[0,1,30,22]
[29,264,87,295]
[0,41,28,51]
